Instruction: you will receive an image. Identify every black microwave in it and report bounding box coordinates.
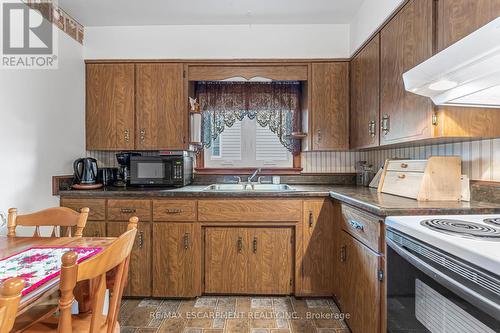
[129,155,193,187]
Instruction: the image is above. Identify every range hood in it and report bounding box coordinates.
[403,17,500,108]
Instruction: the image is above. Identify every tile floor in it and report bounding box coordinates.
[119,296,350,333]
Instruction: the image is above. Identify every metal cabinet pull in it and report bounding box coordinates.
[398,174,406,179]
[140,129,146,142]
[349,220,365,232]
[165,208,182,214]
[368,120,376,137]
[340,245,347,262]
[237,237,243,253]
[124,129,130,143]
[400,163,408,168]
[253,237,258,253]
[308,211,314,228]
[120,208,137,214]
[183,233,189,250]
[381,114,390,135]
[317,129,322,143]
[138,231,144,249]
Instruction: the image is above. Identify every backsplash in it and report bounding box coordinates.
[87,138,500,182]
[302,138,500,182]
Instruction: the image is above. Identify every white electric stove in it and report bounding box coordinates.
[385,214,500,333]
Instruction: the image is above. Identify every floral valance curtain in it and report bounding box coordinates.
[196,81,301,155]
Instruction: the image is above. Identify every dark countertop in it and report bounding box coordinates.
[59,185,500,217]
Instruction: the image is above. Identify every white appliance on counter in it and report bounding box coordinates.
[385,214,500,332]
[403,17,500,107]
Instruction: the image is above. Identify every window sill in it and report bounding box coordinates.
[194,167,303,175]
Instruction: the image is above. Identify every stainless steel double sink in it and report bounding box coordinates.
[203,183,295,192]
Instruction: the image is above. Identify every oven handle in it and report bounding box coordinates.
[387,238,500,319]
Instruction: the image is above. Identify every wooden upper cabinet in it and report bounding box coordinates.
[380,0,434,146]
[350,35,380,149]
[310,62,349,151]
[437,0,500,51]
[86,63,135,150]
[136,63,186,150]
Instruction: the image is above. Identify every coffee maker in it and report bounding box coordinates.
[115,152,141,186]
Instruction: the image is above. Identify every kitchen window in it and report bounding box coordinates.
[204,118,292,168]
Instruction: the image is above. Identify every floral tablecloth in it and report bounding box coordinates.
[0,246,102,296]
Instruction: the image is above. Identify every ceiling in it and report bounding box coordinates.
[59,0,365,26]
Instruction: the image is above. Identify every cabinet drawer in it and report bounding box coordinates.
[60,198,105,221]
[381,171,424,199]
[198,200,302,222]
[341,204,381,252]
[386,160,427,172]
[153,200,197,221]
[108,200,151,222]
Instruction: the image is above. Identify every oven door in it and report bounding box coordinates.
[130,157,172,186]
[386,228,500,333]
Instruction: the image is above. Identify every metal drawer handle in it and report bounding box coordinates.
[124,129,130,143]
[140,129,146,142]
[398,174,406,179]
[368,120,376,137]
[400,163,408,168]
[349,220,365,232]
[253,237,258,253]
[120,208,137,213]
[138,231,144,249]
[308,211,314,228]
[237,237,243,253]
[165,208,182,214]
[183,233,189,250]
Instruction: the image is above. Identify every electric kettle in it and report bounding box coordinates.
[73,158,98,184]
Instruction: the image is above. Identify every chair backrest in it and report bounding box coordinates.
[0,277,24,333]
[57,217,138,333]
[7,207,89,237]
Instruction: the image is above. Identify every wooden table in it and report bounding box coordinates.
[0,236,116,316]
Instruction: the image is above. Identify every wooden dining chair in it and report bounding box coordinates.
[7,207,89,238]
[0,277,25,333]
[22,217,138,333]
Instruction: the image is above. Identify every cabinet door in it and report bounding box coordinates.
[310,62,349,151]
[107,222,152,297]
[248,228,293,295]
[82,221,106,238]
[437,0,500,51]
[340,231,381,333]
[350,35,380,149]
[205,228,248,293]
[136,63,186,150]
[152,223,200,297]
[380,0,434,146]
[86,64,135,150]
[301,200,335,296]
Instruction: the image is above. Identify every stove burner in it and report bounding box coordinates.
[484,218,500,226]
[421,219,500,240]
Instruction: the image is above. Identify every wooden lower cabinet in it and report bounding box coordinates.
[107,222,152,297]
[204,227,293,295]
[300,200,335,295]
[81,221,106,238]
[339,231,381,333]
[152,223,201,297]
[248,228,293,294]
[205,228,248,294]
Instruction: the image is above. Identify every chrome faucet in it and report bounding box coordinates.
[247,168,261,183]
